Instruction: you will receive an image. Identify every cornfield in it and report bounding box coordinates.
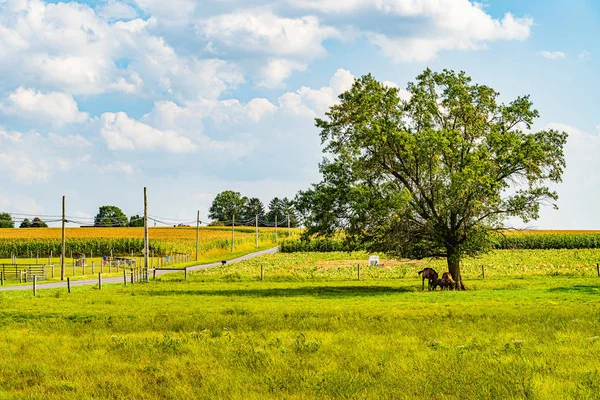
[0,227,301,257]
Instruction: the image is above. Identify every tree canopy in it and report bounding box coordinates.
[30,217,48,228]
[94,206,128,227]
[244,198,265,221]
[129,215,144,227]
[0,213,14,228]
[208,191,247,222]
[19,218,31,228]
[296,69,567,288]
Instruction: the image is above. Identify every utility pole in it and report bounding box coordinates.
[61,195,65,281]
[255,214,259,249]
[143,187,149,278]
[195,210,200,261]
[231,215,235,252]
[275,214,278,242]
[287,213,291,237]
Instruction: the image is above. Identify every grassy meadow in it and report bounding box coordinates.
[0,250,599,399]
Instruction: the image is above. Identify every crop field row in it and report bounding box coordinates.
[0,227,301,258]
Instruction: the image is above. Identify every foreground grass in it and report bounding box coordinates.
[0,268,599,398]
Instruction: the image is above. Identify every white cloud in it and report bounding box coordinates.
[257,59,307,88]
[133,0,196,23]
[278,68,355,117]
[199,12,336,59]
[291,0,532,62]
[100,112,197,153]
[1,88,89,125]
[199,12,337,87]
[0,0,242,99]
[48,133,92,148]
[97,0,138,20]
[538,51,567,60]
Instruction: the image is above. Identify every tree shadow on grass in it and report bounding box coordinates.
[546,285,600,295]
[146,285,416,298]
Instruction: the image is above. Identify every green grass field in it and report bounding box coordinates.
[0,250,599,399]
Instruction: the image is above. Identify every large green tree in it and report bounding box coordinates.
[19,218,31,228]
[297,69,567,289]
[208,191,248,223]
[0,213,14,228]
[94,206,128,227]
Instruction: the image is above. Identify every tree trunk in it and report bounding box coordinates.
[447,250,466,290]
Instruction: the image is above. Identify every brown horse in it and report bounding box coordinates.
[418,268,439,291]
[438,272,456,290]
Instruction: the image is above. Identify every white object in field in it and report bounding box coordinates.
[368,255,379,266]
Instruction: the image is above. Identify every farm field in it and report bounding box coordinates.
[0,226,300,261]
[0,250,599,399]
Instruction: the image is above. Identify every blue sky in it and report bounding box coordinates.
[0,0,599,228]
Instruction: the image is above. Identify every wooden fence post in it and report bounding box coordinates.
[153,268,156,280]
[482,265,485,279]
[52,264,55,278]
[123,269,127,286]
[1,270,3,286]
[67,277,71,294]
[19,271,23,284]
[33,275,37,296]
[91,261,95,274]
[260,265,264,281]
[130,272,134,285]
[98,273,102,290]
[358,264,361,281]
[597,263,600,277]
[184,268,188,280]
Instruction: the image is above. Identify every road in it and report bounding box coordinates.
[0,246,279,292]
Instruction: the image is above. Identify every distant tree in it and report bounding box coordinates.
[208,191,248,223]
[94,206,128,227]
[265,197,298,227]
[0,213,14,228]
[244,197,265,223]
[20,218,31,228]
[265,197,284,225]
[30,217,48,228]
[129,215,144,227]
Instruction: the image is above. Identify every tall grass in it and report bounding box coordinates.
[0,271,598,398]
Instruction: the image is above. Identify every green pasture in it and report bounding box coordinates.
[0,250,598,399]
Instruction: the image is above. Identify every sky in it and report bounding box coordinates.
[0,0,599,228]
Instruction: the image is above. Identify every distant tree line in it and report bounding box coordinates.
[208,191,299,227]
[0,213,49,228]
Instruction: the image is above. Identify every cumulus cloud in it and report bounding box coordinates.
[100,112,197,153]
[198,12,337,86]
[199,12,336,59]
[290,0,532,62]
[0,0,242,99]
[538,51,567,60]
[1,88,89,125]
[96,0,138,20]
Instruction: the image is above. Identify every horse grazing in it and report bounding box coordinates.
[438,272,456,290]
[418,268,439,291]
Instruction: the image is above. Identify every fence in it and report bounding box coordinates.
[0,264,49,282]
